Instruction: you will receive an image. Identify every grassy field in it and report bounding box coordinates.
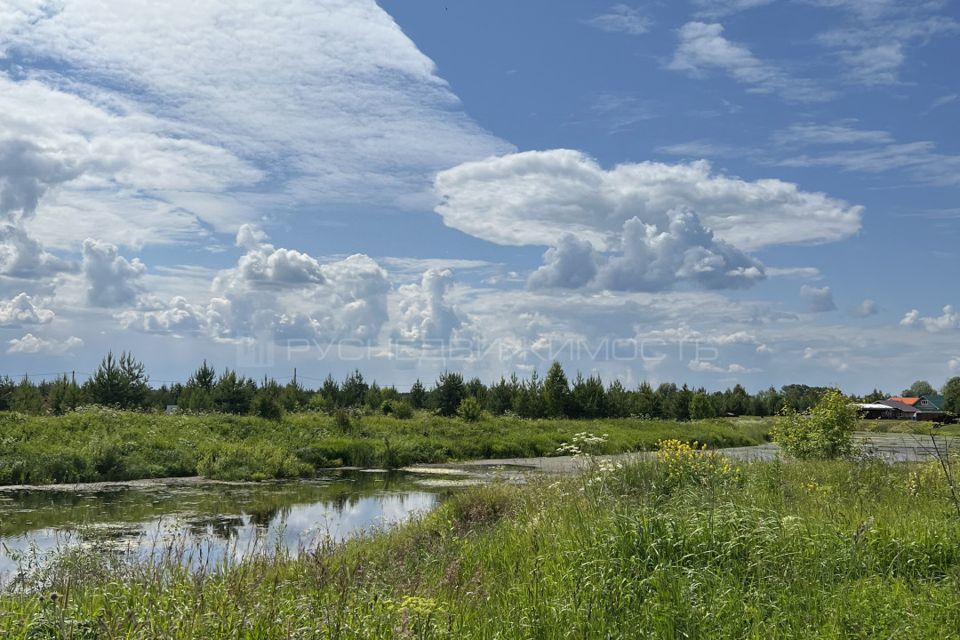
[2,453,959,638]
[0,409,772,485]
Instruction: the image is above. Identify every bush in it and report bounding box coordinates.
[457,396,484,422]
[252,395,284,421]
[392,401,414,420]
[772,389,857,460]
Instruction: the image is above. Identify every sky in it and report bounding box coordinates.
[0,0,958,393]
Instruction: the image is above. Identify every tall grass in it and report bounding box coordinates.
[2,456,959,638]
[0,408,771,485]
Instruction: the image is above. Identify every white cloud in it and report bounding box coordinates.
[691,0,774,18]
[0,223,70,278]
[585,5,650,35]
[668,22,829,102]
[595,209,764,291]
[813,2,959,85]
[7,333,83,355]
[0,0,511,255]
[118,296,208,335]
[528,235,599,290]
[233,225,325,287]
[125,228,391,345]
[849,299,879,318]
[434,149,862,253]
[780,141,960,186]
[392,269,462,344]
[901,306,960,332]
[688,359,758,374]
[949,356,960,373]
[82,239,146,308]
[0,292,54,327]
[774,123,894,146]
[800,285,836,313]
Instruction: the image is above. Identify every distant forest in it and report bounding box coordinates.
[0,350,939,420]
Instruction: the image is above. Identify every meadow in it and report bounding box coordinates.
[2,451,959,638]
[0,409,772,485]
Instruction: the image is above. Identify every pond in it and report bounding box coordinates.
[0,469,480,581]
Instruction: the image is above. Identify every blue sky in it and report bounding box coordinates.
[0,0,958,393]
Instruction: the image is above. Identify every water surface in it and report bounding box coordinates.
[0,470,473,580]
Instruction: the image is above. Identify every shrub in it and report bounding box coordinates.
[252,395,284,421]
[772,389,857,460]
[392,401,414,420]
[457,396,484,422]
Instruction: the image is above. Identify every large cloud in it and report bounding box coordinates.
[0,293,54,327]
[82,239,147,307]
[0,0,510,253]
[393,269,463,344]
[433,150,862,253]
[124,227,391,344]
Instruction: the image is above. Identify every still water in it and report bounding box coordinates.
[0,470,475,579]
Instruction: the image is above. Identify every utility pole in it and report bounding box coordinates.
[293,367,297,386]
[71,370,76,385]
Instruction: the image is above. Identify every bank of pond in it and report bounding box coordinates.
[1,455,959,638]
[0,409,772,485]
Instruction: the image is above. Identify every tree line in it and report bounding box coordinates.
[2,351,957,420]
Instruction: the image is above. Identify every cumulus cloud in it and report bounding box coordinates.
[82,239,146,307]
[849,298,879,318]
[7,333,83,354]
[0,292,54,327]
[126,228,390,344]
[393,269,462,344]
[0,224,70,277]
[434,149,861,254]
[0,139,78,277]
[233,225,325,287]
[118,296,208,334]
[901,306,959,332]
[668,22,829,102]
[800,285,837,313]
[597,209,764,291]
[689,359,758,374]
[585,5,650,35]
[528,235,600,290]
[950,356,960,373]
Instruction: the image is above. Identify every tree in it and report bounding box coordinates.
[689,391,717,420]
[340,370,368,408]
[773,389,857,459]
[320,375,340,407]
[605,379,632,418]
[635,381,660,418]
[457,396,484,422]
[180,360,216,412]
[571,373,606,419]
[85,351,148,409]
[904,380,935,398]
[48,374,82,415]
[408,379,427,409]
[542,361,571,418]
[213,370,255,414]
[10,377,42,414]
[943,377,960,415]
[486,377,515,415]
[432,371,465,417]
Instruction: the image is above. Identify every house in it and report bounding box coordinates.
[877,396,950,422]
[856,403,901,420]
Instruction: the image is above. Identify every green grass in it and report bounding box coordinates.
[2,456,960,638]
[0,409,772,485]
